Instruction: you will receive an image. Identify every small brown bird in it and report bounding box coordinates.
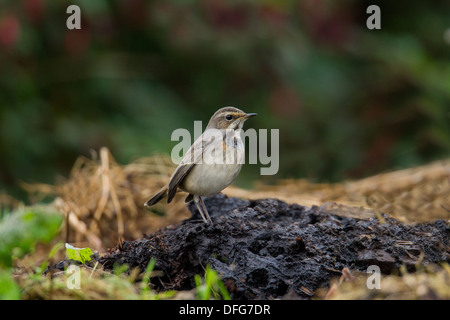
[144,106,256,225]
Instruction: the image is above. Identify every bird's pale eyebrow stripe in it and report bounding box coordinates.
[222,112,244,117]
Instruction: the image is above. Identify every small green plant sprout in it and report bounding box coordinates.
[138,258,175,299]
[194,264,231,300]
[141,258,156,294]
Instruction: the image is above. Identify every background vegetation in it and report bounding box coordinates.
[0,0,449,200]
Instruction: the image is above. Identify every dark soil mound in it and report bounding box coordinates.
[98,194,450,299]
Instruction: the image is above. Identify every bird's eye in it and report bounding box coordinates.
[225,114,233,121]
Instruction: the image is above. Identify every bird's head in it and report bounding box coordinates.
[206,106,257,130]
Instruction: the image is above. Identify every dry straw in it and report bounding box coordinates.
[22,147,189,251]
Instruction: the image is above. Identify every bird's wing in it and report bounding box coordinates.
[167,132,216,203]
[167,164,193,203]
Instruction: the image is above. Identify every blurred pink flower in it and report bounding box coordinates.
[0,15,20,50]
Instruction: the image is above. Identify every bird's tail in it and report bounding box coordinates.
[144,185,168,207]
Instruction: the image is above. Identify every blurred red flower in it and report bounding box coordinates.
[0,15,20,50]
[23,0,45,25]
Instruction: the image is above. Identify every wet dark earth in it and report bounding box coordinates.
[97,194,449,299]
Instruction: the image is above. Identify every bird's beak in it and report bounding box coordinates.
[243,113,257,119]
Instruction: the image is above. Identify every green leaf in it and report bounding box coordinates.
[0,207,63,268]
[65,243,94,264]
[0,269,21,300]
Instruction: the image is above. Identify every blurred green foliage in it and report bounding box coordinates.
[0,206,62,299]
[0,207,63,268]
[0,0,449,200]
[0,269,20,299]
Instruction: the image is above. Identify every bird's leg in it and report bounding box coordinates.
[193,195,208,224]
[198,196,213,225]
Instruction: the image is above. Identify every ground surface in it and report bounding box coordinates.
[98,194,450,299]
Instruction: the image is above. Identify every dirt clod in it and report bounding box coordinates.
[98,194,450,299]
